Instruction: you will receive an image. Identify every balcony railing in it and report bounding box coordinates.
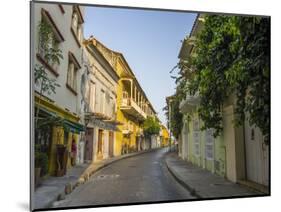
[121,97,147,120]
[179,92,200,113]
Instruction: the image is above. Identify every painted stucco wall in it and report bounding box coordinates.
[114,58,148,155]
[84,46,118,117]
[33,3,85,176]
[181,111,226,177]
[33,3,84,116]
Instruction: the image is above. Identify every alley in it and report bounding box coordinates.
[54,148,195,208]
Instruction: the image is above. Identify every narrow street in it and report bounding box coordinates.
[55,148,195,208]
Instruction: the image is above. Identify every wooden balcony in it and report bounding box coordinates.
[121,97,147,121]
[179,92,200,113]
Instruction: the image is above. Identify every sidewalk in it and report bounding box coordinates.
[33,148,159,209]
[165,152,263,199]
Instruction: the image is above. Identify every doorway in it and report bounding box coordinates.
[108,131,114,157]
[97,129,104,160]
[85,128,94,162]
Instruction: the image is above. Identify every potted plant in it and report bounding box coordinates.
[35,145,48,187]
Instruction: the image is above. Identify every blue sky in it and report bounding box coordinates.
[84,6,197,125]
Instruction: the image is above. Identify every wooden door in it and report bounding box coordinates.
[85,128,93,162]
[109,131,114,157]
[97,129,103,160]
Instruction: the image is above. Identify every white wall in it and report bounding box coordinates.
[34,3,85,116]
[85,47,118,118]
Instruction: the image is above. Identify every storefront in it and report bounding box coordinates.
[85,113,119,162]
[34,94,84,177]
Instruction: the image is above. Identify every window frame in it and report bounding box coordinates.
[193,119,200,157]
[66,52,81,95]
[205,129,215,160]
[71,6,84,48]
[37,9,64,77]
[100,89,106,114]
[89,81,96,112]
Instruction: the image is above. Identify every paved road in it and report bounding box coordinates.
[54,148,195,208]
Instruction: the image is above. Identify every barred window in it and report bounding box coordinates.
[193,119,200,156]
[205,129,214,160]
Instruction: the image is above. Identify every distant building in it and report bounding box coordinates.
[160,125,169,147]
[88,37,158,156]
[82,38,120,162]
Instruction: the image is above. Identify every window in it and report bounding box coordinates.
[100,90,105,114]
[38,20,57,59]
[89,82,95,112]
[66,52,81,95]
[193,119,200,156]
[37,9,64,76]
[110,97,115,118]
[71,6,84,47]
[105,91,110,116]
[72,12,79,34]
[205,129,214,160]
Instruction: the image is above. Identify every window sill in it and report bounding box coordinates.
[71,27,81,48]
[66,83,78,96]
[36,53,59,77]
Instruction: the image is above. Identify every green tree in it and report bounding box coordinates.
[143,116,161,138]
[185,15,269,141]
[35,20,64,129]
[163,80,185,140]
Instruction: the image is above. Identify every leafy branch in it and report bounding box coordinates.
[35,20,63,130]
[178,15,270,142]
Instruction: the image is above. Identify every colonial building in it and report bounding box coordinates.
[177,14,269,192]
[82,37,120,162]
[33,3,85,176]
[87,37,158,156]
[160,125,169,147]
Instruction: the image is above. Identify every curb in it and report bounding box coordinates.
[164,153,201,199]
[52,148,162,206]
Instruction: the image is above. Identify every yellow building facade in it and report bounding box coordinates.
[35,94,83,176]
[90,38,157,156]
[160,125,169,147]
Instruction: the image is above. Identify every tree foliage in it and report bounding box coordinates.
[35,21,62,96]
[169,97,183,140]
[184,15,270,141]
[143,116,160,138]
[163,80,185,140]
[35,20,63,129]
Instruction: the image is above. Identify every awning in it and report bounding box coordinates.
[36,106,56,117]
[35,105,85,133]
[63,120,85,133]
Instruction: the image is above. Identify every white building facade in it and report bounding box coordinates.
[83,38,120,162]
